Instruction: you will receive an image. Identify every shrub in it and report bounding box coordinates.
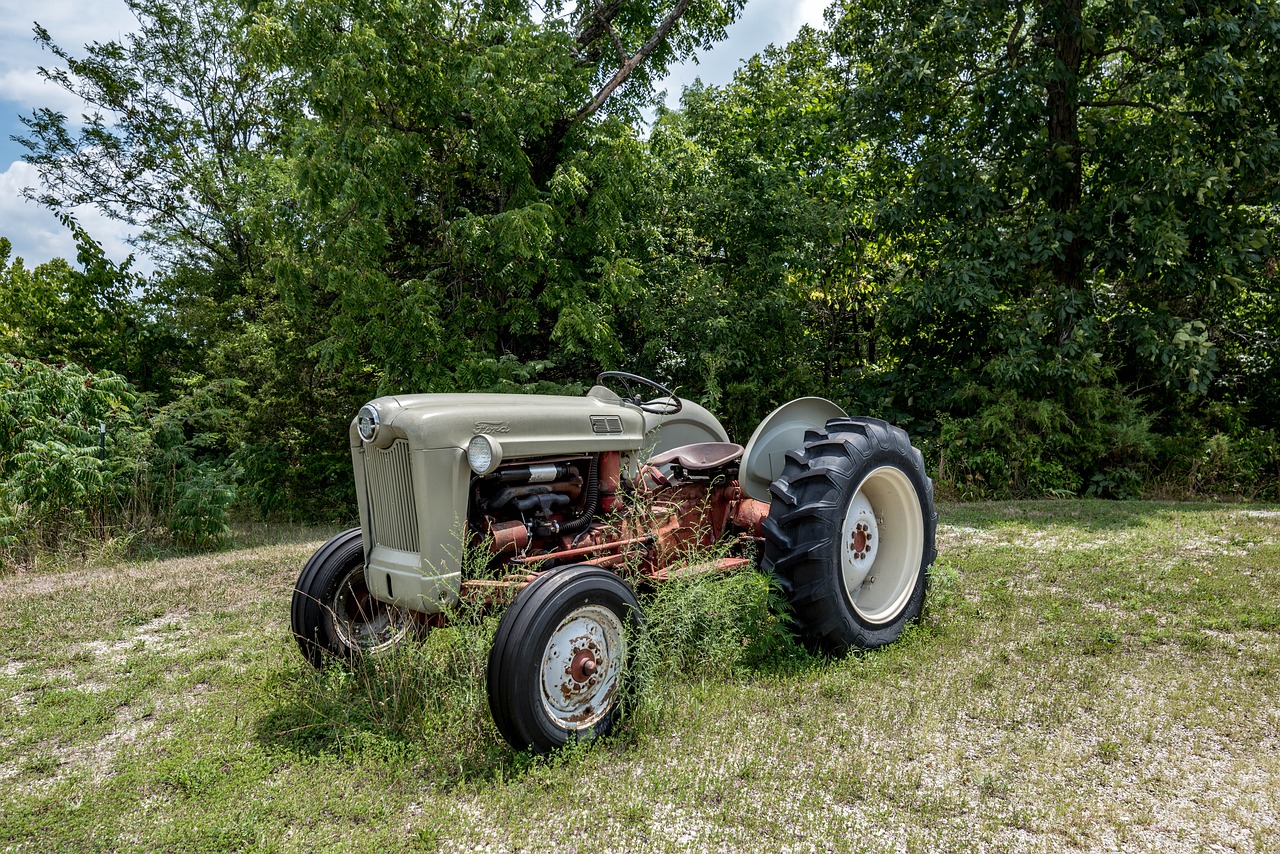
[0,357,135,564]
[0,356,246,568]
[931,385,1154,499]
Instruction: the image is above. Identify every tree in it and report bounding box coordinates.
[632,29,888,435]
[822,0,1280,494]
[18,0,750,516]
[0,223,196,395]
[259,0,746,393]
[19,0,295,277]
[17,0,303,402]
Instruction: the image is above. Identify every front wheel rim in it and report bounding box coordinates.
[539,604,626,730]
[329,566,411,654]
[839,465,924,624]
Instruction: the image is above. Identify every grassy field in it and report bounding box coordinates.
[2,502,1278,853]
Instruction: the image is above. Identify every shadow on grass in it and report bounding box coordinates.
[228,521,350,550]
[118,522,347,566]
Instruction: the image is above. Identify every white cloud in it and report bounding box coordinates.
[1,2,139,145]
[654,0,834,110]
[0,158,151,274]
[0,3,138,65]
[0,68,87,114]
[1,2,146,272]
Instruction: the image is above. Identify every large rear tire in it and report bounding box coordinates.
[291,527,415,667]
[762,418,937,655]
[487,564,642,754]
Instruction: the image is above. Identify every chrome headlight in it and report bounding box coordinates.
[356,404,380,443]
[467,434,503,475]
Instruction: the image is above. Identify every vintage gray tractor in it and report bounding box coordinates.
[291,372,937,753]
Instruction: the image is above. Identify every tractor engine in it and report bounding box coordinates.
[468,447,767,578]
[470,454,600,554]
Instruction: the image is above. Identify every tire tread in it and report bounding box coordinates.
[762,419,937,655]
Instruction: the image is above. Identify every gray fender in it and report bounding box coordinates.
[740,397,848,502]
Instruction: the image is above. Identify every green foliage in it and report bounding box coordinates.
[0,357,135,560]
[18,0,756,519]
[635,569,801,677]
[260,0,669,392]
[139,377,246,547]
[632,0,1280,484]
[274,559,506,769]
[0,224,194,397]
[15,0,337,518]
[19,0,292,275]
[0,357,248,566]
[633,32,876,435]
[1163,424,1280,500]
[10,0,1280,524]
[821,0,1280,469]
[627,568,809,738]
[1205,429,1279,498]
[923,559,961,620]
[931,385,1154,500]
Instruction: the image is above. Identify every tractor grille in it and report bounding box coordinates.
[363,439,419,553]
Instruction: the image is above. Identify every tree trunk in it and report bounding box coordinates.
[1043,0,1085,301]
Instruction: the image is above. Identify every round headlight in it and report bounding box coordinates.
[356,404,380,443]
[467,434,502,475]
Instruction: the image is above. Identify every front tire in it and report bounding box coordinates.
[487,564,642,754]
[763,418,937,655]
[291,527,415,667]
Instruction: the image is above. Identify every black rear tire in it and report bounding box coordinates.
[487,564,642,754]
[762,417,937,655]
[291,527,415,668]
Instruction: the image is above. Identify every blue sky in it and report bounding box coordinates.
[0,0,829,272]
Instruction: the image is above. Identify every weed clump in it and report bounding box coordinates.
[268,561,815,764]
[266,599,505,774]
[625,567,810,737]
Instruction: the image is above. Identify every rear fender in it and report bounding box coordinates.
[740,397,848,502]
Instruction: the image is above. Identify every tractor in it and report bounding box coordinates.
[291,372,937,753]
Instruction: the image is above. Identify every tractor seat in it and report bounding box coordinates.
[646,442,744,472]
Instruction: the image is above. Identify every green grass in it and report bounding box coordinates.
[2,502,1279,852]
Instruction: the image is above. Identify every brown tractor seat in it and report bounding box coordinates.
[646,442,745,472]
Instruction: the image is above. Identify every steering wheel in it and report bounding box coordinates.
[596,371,683,415]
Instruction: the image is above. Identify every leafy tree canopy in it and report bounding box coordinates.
[9,0,1279,519]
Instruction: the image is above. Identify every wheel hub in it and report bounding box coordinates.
[569,647,601,683]
[841,492,880,595]
[540,605,625,728]
[851,521,873,560]
[330,566,411,652]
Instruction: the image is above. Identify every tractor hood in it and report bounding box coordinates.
[349,392,650,459]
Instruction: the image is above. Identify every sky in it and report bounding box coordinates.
[0,0,830,274]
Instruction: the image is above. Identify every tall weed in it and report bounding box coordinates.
[267,535,514,769]
[279,610,502,765]
[271,559,809,765]
[626,567,808,736]
[0,356,245,568]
